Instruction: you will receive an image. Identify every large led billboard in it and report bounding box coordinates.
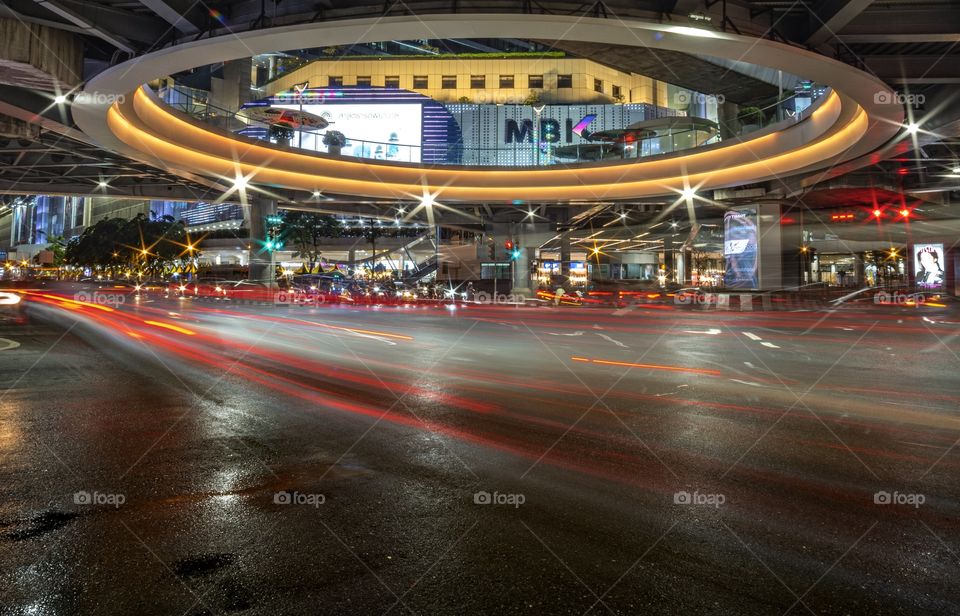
[274,102,423,162]
[913,243,945,289]
[723,208,759,289]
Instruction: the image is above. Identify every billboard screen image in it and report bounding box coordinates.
[275,102,423,162]
[723,208,759,289]
[914,243,945,289]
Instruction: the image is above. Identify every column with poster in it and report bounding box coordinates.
[913,244,945,291]
[723,208,759,289]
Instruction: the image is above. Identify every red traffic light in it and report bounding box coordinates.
[504,240,514,250]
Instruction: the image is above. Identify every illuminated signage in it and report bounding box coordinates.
[723,208,758,289]
[830,213,855,221]
[505,114,596,144]
[914,243,944,289]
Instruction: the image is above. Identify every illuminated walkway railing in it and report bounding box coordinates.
[159,85,825,168]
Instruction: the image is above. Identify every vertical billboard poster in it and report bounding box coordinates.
[723,208,759,289]
[913,243,945,289]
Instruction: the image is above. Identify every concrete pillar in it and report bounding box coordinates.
[717,101,740,140]
[558,207,571,279]
[247,197,276,284]
[854,252,866,287]
[210,58,252,131]
[512,247,533,296]
[663,236,676,283]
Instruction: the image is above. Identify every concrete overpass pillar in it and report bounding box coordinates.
[717,101,740,140]
[558,207,572,279]
[512,247,532,296]
[247,197,277,284]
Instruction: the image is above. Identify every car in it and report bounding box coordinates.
[225,280,274,302]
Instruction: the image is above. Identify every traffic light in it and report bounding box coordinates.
[264,215,284,251]
[504,239,514,251]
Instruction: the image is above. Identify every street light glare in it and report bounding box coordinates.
[54,95,67,104]
[906,122,919,135]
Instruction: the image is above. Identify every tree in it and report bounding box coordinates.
[278,211,340,273]
[65,213,190,278]
[269,125,294,146]
[523,90,543,106]
[736,106,764,127]
[323,130,347,156]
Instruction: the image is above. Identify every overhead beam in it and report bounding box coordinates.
[838,33,960,44]
[30,0,135,52]
[862,55,960,85]
[806,0,875,47]
[137,0,199,34]
[0,3,86,35]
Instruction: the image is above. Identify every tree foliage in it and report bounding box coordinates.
[278,211,341,273]
[65,213,192,277]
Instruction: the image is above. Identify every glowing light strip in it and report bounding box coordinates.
[110,88,866,201]
[144,320,197,335]
[570,356,721,376]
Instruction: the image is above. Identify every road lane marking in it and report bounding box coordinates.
[595,333,628,348]
[612,304,638,316]
[0,338,20,351]
[547,331,584,337]
[729,379,766,388]
[743,332,762,341]
[760,342,780,349]
[683,328,721,335]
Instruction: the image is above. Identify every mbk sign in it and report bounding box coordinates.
[505,114,595,144]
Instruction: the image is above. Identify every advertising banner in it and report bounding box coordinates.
[723,208,759,289]
[913,243,945,289]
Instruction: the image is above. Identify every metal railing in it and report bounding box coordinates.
[158,84,826,168]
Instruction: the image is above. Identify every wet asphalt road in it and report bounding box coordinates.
[0,288,958,615]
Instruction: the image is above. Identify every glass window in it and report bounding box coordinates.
[413,75,428,89]
[356,76,371,87]
[441,75,457,89]
[528,75,544,88]
[499,75,514,88]
[384,76,400,88]
[594,78,603,93]
[328,76,343,87]
[612,84,621,99]
[557,74,573,88]
[470,75,486,89]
